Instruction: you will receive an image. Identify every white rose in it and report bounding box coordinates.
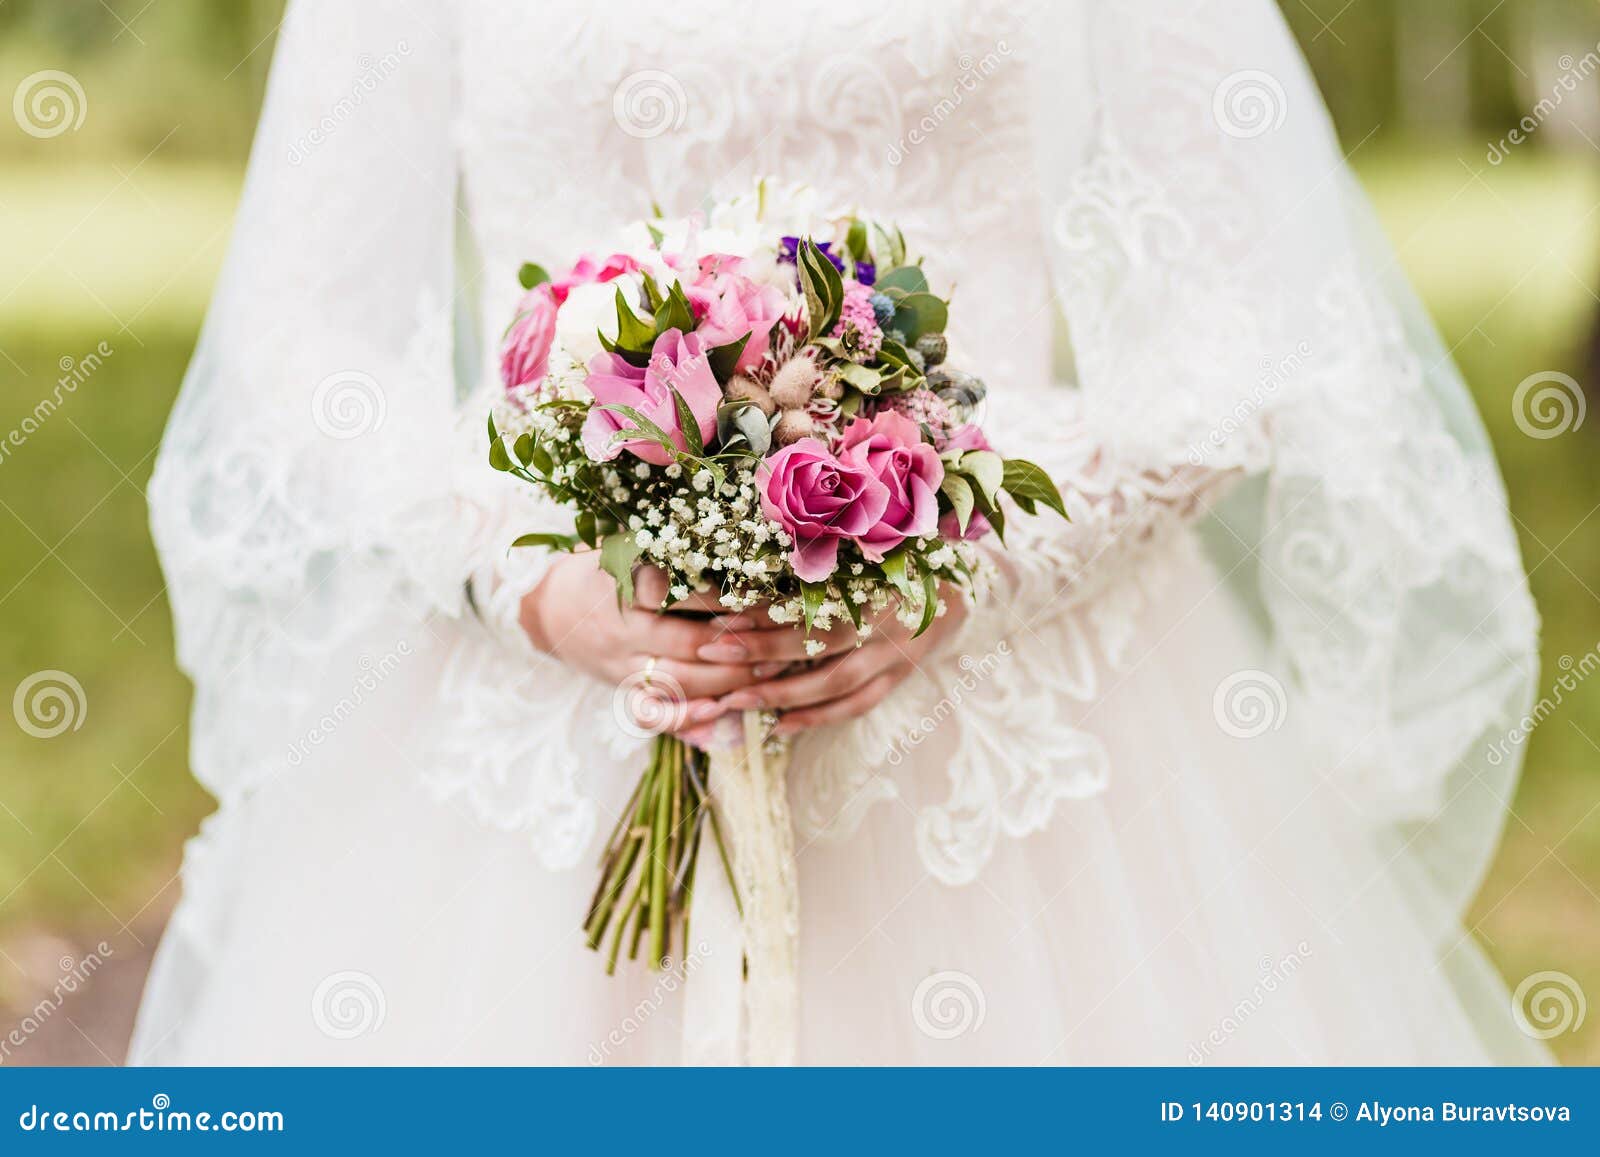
[557,279,632,365]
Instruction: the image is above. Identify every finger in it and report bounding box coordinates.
[695,621,859,665]
[630,565,671,609]
[627,611,749,662]
[617,656,768,700]
[718,648,893,712]
[773,670,905,736]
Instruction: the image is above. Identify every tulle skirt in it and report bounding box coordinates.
[129,543,1547,1065]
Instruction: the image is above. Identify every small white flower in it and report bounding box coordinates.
[804,638,827,657]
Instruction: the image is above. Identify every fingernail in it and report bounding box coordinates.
[751,663,784,679]
[697,640,748,662]
[721,691,763,711]
[688,700,725,723]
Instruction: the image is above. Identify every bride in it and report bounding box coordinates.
[132,0,1546,1064]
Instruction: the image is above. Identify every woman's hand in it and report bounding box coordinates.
[704,592,970,738]
[520,554,778,731]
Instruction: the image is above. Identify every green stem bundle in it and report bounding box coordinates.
[583,735,738,973]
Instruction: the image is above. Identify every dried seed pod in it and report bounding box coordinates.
[772,408,816,446]
[768,352,820,410]
[814,375,845,401]
[725,374,776,416]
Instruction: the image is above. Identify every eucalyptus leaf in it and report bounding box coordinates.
[488,436,512,472]
[875,266,928,296]
[890,292,948,344]
[513,432,535,467]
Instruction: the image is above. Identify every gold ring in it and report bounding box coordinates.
[641,655,659,689]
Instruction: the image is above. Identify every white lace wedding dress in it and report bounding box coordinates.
[131,0,1547,1064]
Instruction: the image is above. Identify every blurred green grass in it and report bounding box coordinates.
[1,143,1598,1060]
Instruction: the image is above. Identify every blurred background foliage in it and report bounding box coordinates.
[1,0,1598,1062]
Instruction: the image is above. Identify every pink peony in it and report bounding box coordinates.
[758,440,889,582]
[686,269,789,373]
[500,285,558,392]
[836,411,944,561]
[581,328,721,465]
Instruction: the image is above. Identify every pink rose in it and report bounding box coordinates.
[686,269,789,372]
[758,440,889,583]
[581,328,721,465]
[943,424,992,453]
[500,285,558,392]
[500,253,641,393]
[836,411,944,561]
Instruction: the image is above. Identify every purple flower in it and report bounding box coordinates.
[854,261,876,286]
[778,236,846,272]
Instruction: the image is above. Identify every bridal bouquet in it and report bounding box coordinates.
[487,185,1064,988]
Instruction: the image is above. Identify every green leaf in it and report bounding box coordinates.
[875,266,928,296]
[872,223,906,268]
[915,571,940,638]
[837,362,883,395]
[667,385,703,456]
[799,580,828,631]
[880,547,917,602]
[512,432,535,467]
[518,262,550,290]
[530,442,553,475]
[595,403,678,456]
[639,269,666,312]
[798,239,844,339]
[488,434,512,472]
[940,474,975,534]
[511,532,580,551]
[889,292,948,343]
[575,510,599,548]
[599,532,645,606]
[845,218,869,263]
[654,281,696,334]
[612,286,658,352]
[958,449,1004,502]
[646,222,665,248]
[706,334,751,381]
[1001,458,1068,519]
